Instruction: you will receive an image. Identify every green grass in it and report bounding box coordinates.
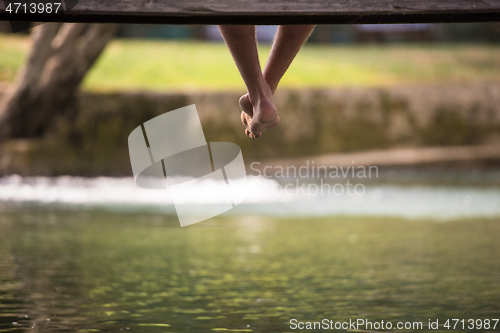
[1,35,500,92]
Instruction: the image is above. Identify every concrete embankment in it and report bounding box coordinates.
[1,83,500,176]
[250,144,500,176]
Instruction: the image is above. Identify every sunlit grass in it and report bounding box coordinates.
[0,35,30,82]
[1,34,500,92]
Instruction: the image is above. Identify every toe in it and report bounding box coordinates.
[241,111,251,129]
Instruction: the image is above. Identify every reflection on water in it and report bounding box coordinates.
[0,211,499,332]
[0,220,25,333]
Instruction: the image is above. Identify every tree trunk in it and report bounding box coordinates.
[0,23,116,139]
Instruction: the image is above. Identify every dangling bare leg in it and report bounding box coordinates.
[264,25,316,94]
[218,25,278,139]
[219,25,315,138]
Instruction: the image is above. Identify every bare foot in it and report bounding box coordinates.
[239,92,280,139]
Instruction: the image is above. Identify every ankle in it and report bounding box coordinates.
[262,72,278,95]
[248,82,273,106]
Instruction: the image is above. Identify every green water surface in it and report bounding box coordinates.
[0,210,499,332]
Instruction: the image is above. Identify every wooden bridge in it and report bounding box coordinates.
[1,0,500,25]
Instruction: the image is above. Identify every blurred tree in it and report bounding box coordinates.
[0,23,116,139]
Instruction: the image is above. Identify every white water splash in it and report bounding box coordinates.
[1,175,499,219]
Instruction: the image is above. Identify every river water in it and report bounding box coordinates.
[0,170,499,332]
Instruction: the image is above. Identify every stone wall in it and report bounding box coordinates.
[1,83,499,176]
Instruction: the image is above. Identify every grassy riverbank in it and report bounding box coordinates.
[1,35,500,92]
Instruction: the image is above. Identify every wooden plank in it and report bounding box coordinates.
[1,0,500,24]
